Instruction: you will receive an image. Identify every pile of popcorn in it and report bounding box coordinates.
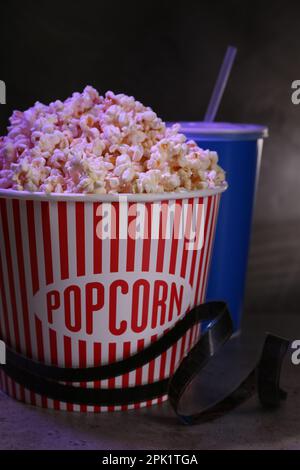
[0,86,226,194]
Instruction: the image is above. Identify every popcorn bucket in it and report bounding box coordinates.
[0,186,225,412]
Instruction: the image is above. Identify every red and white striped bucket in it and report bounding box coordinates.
[0,186,225,412]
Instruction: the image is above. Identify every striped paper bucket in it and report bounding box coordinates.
[0,186,225,412]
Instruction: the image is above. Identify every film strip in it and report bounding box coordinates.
[1,301,290,424]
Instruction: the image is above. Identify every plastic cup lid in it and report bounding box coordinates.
[167,122,268,141]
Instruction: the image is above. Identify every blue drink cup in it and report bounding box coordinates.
[168,122,268,332]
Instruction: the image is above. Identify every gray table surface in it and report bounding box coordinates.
[0,312,299,450]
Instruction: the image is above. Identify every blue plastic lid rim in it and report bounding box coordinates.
[166,122,268,142]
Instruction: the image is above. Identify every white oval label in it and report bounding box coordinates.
[30,272,191,342]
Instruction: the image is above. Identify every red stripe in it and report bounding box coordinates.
[18,383,25,403]
[110,203,119,273]
[121,341,131,411]
[188,197,204,288]
[193,196,213,305]
[58,201,69,280]
[200,195,220,303]
[76,202,85,276]
[26,201,39,295]
[0,250,11,345]
[146,334,157,407]
[0,371,16,401]
[169,200,182,275]
[12,200,32,358]
[93,203,102,274]
[49,330,58,363]
[6,378,14,399]
[134,339,145,409]
[41,201,53,285]
[126,203,136,272]
[156,202,168,272]
[188,247,197,288]
[34,315,47,408]
[34,316,44,362]
[5,376,13,398]
[30,389,36,406]
[63,335,73,411]
[198,195,217,303]
[0,199,21,352]
[199,196,217,303]
[93,342,101,412]
[187,196,202,289]
[142,203,152,272]
[180,198,194,278]
[49,328,60,410]
[108,342,116,412]
[79,340,87,412]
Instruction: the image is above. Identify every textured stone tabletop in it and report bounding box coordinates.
[0,312,299,450]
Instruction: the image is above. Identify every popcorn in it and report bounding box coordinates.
[136,169,164,194]
[0,86,226,194]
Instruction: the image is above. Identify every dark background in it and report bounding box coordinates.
[1,0,299,315]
